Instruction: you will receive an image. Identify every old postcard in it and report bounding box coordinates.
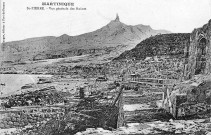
[0,0,211,134]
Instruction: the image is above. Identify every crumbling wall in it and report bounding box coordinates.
[184,20,211,79]
[0,107,65,129]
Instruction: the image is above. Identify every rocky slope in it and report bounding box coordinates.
[114,33,190,61]
[1,14,169,62]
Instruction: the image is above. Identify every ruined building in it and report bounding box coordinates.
[183,19,211,80]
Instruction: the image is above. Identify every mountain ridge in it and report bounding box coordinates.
[1,15,170,62]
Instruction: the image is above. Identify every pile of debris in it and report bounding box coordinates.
[1,86,68,108]
[159,74,211,118]
[76,118,211,135]
[15,95,119,135]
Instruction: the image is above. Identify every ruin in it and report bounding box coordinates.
[183,19,211,79]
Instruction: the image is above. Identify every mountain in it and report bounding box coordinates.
[114,33,190,61]
[1,14,170,62]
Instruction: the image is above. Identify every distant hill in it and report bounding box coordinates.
[114,33,190,61]
[1,14,170,62]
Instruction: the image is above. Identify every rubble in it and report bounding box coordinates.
[76,118,211,135]
[1,86,68,108]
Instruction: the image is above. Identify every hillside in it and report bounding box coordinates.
[114,33,190,60]
[1,15,169,62]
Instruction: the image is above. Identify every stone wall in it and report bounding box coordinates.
[0,106,66,129]
[184,19,211,79]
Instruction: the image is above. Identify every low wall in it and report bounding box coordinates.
[0,106,66,129]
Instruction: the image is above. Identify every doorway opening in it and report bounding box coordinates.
[195,38,207,75]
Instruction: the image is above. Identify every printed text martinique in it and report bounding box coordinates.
[42,2,74,6]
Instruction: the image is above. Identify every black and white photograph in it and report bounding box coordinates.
[0,0,211,134]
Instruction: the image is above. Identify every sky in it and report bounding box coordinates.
[1,0,211,42]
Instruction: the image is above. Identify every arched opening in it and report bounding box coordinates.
[195,37,207,75]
